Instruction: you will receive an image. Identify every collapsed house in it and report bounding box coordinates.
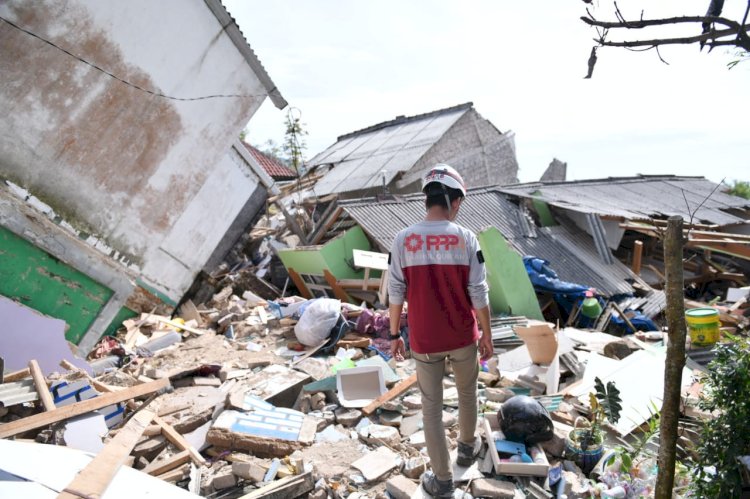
[0,0,286,352]
[304,102,519,199]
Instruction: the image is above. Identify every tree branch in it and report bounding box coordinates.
[594,24,750,51]
[581,14,742,31]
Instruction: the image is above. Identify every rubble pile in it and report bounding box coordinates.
[1,279,749,498]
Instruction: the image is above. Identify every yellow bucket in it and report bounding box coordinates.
[685,308,720,347]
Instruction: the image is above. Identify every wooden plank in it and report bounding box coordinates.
[156,463,190,483]
[57,408,156,499]
[28,360,55,412]
[153,415,206,466]
[632,240,643,275]
[361,373,418,415]
[154,317,205,335]
[142,450,191,476]
[323,269,352,303]
[238,472,314,499]
[287,267,313,299]
[3,368,31,383]
[0,378,169,439]
[311,206,343,245]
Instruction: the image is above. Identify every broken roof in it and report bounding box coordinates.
[339,188,644,298]
[241,142,297,180]
[307,103,474,197]
[499,175,750,227]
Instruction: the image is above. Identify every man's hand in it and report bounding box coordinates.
[390,336,405,362]
[478,330,494,361]
[474,305,494,361]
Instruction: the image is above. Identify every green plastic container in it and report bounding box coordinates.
[685,307,720,347]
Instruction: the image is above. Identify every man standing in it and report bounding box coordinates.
[388,164,493,497]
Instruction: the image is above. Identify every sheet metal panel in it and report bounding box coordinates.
[501,177,750,226]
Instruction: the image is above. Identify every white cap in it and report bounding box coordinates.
[422,163,467,197]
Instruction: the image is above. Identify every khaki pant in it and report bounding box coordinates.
[413,342,479,481]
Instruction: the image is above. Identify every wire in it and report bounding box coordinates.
[0,15,271,102]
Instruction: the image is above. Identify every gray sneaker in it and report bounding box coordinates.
[421,471,455,498]
[456,438,481,467]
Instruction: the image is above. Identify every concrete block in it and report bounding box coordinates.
[379,410,403,427]
[358,423,400,446]
[402,395,422,409]
[211,471,237,490]
[386,475,418,499]
[403,456,428,479]
[351,447,400,482]
[232,461,266,482]
[334,407,362,427]
[400,412,423,437]
[470,478,515,498]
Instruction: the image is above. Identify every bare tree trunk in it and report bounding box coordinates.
[655,216,687,498]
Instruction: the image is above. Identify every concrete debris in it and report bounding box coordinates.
[386,474,419,499]
[351,446,400,482]
[470,478,516,498]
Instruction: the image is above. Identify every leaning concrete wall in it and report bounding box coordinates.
[0,0,268,300]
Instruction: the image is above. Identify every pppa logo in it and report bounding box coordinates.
[404,233,424,253]
[426,234,465,251]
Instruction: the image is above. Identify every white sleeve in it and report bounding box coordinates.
[387,234,406,305]
[467,233,489,309]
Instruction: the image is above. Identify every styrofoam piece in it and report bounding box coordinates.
[336,366,386,408]
[63,413,107,453]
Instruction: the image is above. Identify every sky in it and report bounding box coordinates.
[225,1,749,185]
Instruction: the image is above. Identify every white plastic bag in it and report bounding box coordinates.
[294,298,341,346]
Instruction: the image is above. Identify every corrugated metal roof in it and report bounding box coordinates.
[500,175,750,227]
[340,188,641,297]
[308,104,472,196]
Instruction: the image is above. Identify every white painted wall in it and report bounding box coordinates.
[0,0,275,300]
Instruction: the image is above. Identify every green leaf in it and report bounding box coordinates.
[621,452,632,472]
[594,377,623,425]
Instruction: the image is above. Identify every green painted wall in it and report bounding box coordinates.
[0,226,113,343]
[278,226,372,279]
[477,227,544,320]
[103,306,138,337]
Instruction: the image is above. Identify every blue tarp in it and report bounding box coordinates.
[523,257,589,296]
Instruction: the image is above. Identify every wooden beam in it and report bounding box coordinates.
[57,408,156,499]
[323,269,352,303]
[238,472,314,499]
[28,360,55,412]
[310,206,343,245]
[287,267,313,299]
[0,378,169,439]
[154,317,205,335]
[362,373,418,416]
[142,450,191,476]
[632,240,643,275]
[153,415,206,467]
[3,367,31,383]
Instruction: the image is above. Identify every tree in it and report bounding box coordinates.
[282,108,308,176]
[655,216,688,499]
[581,0,750,77]
[727,179,750,199]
